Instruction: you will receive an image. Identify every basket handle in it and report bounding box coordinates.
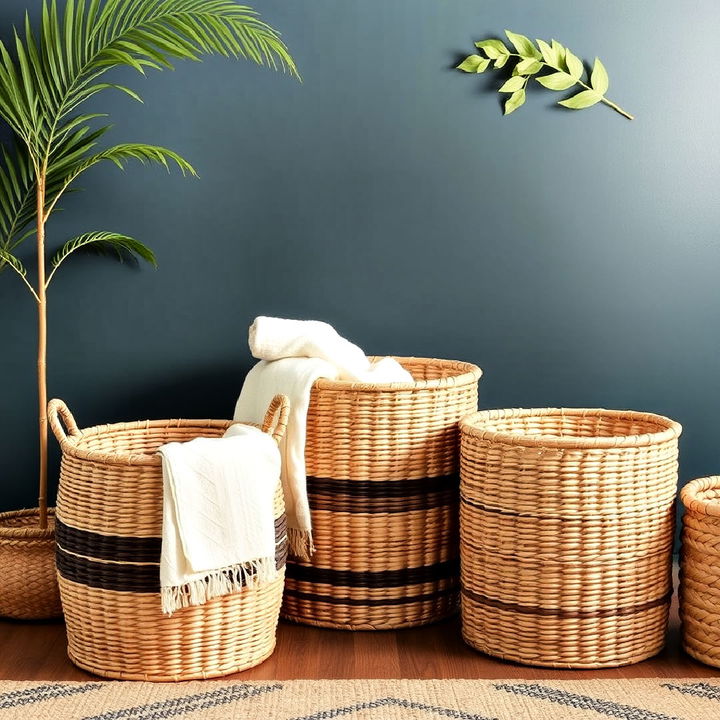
[47,399,81,447]
[261,394,290,444]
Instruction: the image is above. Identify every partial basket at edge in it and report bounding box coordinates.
[50,395,289,681]
[460,407,681,668]
[282,357,482,630]
[680,476,720,668]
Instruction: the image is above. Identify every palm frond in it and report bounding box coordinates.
[0,247,27,276]
[0,126,111,251]
[44,0,298,149]
[47,230,157,286]
[0,246,39,300]
[45,142,196,216]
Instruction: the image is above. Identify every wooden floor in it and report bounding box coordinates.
[1,593,718,681]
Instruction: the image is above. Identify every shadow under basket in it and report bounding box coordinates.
[49,396,290,681]
[282,357,482,630]
[0,507,62,619]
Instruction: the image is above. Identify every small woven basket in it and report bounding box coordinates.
[50,395,290,681]
[459,407,681,668]
[0,507,62,619]
[680,476,720,668]
[282,357,482,630]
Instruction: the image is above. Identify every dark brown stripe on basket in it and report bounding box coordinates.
[56,515,287,565]
[461,586,673,619]
[286,558,459,588]
[57,524,289,594]
[283,585,458,607]
[308,474,459,498]
[309,490,457,514]
[56,520,162,563]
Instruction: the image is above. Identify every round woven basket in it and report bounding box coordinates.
[50,395,290,681]
[0,507,62,619]
[680,476,720,668]
[459,407,681,668]
[281,357,482,630]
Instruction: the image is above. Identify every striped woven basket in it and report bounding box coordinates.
[281,357,482,630]
[50,395,290,682]
[680,476,720,668]
[459,407,681,668]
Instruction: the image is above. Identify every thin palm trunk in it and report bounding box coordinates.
[36,175,48,530]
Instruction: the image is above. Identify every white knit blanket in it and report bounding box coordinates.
[158,424,280,615]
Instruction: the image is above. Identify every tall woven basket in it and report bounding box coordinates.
[50,395,290,681]
[282,357,482,630]
[459,408,681,668]
[680,476,720,668]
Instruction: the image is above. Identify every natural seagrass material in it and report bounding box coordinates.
[0,679,718,720]
[282,357,482,630]
[0,507,62,619]
[680,476,720,668]
[49,395,290,682]
[459,407,682,668]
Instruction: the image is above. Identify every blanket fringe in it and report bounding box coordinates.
[287,527,315,562]
[161,556,278,616]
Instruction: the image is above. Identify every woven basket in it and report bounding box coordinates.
[0,507,62,619]
[459,407,681,668]
[680,476,720,668]
[281,357,482,630]
[50,395,290,681]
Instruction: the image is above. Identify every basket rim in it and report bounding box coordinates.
[313,356,482,392]
[0,507,55,540]
[58,417,240,467]
[681,476,720,517]
[460,407,682,449]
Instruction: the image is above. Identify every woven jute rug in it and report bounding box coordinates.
[1,678,720,719]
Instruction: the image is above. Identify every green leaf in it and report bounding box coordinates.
[498,75,525,93]
[536,72,577,91]
[558,89,602,109]
[475,38,508,59]
[504,89,526,115]
[49,231,157,279]
[494,54,509,69]
[536,39,560,67]
[590,57,609,94]
[551,40,567,71]
[456,54,489,73]
[515,58,543,75]
[564,48,585,80]
[0,247,26,277]
[505,30,541,59]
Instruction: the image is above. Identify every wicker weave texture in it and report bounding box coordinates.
[680,476,720,668]
[0,508,62,619]
[50,396,289,681]
[460,407,681,668]
[281,357,481,630]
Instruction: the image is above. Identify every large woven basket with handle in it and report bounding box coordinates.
[680,476,720,668]
[459,407,681,668]
[281,356,482,630]
[50,395,289,682]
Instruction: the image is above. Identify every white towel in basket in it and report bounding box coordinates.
[249,316,413,383]
[158,423,280,615]
[236,318,413,560]
[234,357,338,561]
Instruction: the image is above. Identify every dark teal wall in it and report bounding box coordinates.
[1,1,718,509]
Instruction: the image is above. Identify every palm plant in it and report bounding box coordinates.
[0,0,297,530]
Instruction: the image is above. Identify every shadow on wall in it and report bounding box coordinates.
[103,361,255,424]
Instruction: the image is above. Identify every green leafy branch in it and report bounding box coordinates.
[457,30,633,120]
